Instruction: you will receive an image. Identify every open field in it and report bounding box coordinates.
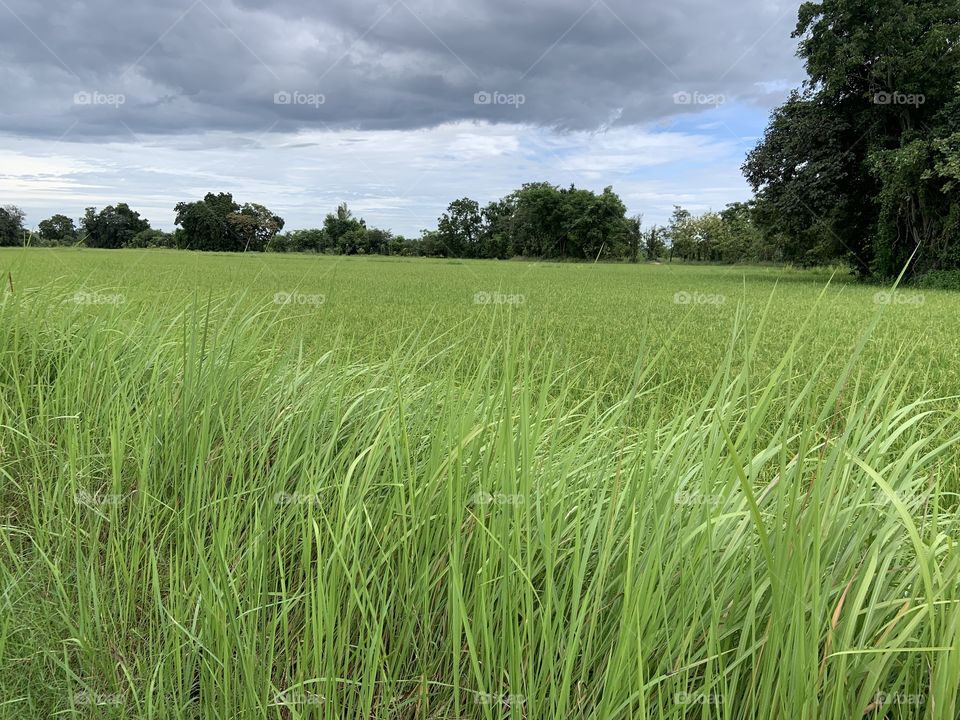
[3,248,959,400]
[1,248,959,719]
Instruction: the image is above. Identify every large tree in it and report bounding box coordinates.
[37,214,78,245]
[0,205,26,246]
[322,203,365,254]
[744,0,960,278]
[82,204,150,249]
[228,203,285,252]
[436,198,483,258]
[175,193,284,252]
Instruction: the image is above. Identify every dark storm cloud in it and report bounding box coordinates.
[0,0,803,139]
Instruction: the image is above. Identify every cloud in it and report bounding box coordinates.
[0,120,758,234]
[0,0,806,234]
[0,0,803,138]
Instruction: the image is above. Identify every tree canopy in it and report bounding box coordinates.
[81,204,150,249]
[744,0,960,278]
[0,205,26,247]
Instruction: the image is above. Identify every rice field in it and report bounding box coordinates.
[1,247,958,719]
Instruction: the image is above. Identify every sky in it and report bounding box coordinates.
[0,0,805,235]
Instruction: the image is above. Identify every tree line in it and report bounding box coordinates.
[1,185,783,264]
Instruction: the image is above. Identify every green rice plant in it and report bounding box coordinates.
[0,280,958,719]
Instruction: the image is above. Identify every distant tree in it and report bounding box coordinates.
[82,204,150,249]
[322,203,365,254]
[175,193,283,252]
[128,228,176,248]
[645,225,665,261]
[625,214,643,263]
[510,183,565,257]
[481,198,514,259]
[418,229,444,257]
[667,206,694,261]
[228,202,285,252]
[339,226,369,255]
[174,194,235,251]
[363,227,394,255]
[437,198,483,257]
[593,187,629,259]
[37,214,77,245]
[0,205,26,246]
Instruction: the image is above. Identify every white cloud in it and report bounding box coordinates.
[0,118,756,234]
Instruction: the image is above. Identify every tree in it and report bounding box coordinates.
[645,225,665,261]
[510,183,565,257]
[666,206,693,261]
[0,205,26,246]
[745,0,960,278]
[418,229,444,257]
[282,229,326,253]
[128,229,176,248]
[322,203,365,254]
[175,195,235,251]
[625,214,643,263]
[228,203,285,252]
[481,198,514,258]
[82,204,150,249]
[175,193,284,252]
[363,227,393,255]
[505,183,631,260]
[436,198,483,257]
[37,214,77,245]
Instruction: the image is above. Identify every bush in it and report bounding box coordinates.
[913,269,960,291]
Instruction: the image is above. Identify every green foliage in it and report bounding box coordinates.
[913,269,960,290]
[229,203,285,252]
[430,183,632,260]
[321,202,365,254]
[644,225,664,261]
[4,186,767,264]
[36,214,77,246]
[81,203,150,249]
[175,193,284,251]
[746,0,960,278]
[127,228,176,249]
[437,197,483,257]
[625,214,643,262]
[0,205,26,246]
